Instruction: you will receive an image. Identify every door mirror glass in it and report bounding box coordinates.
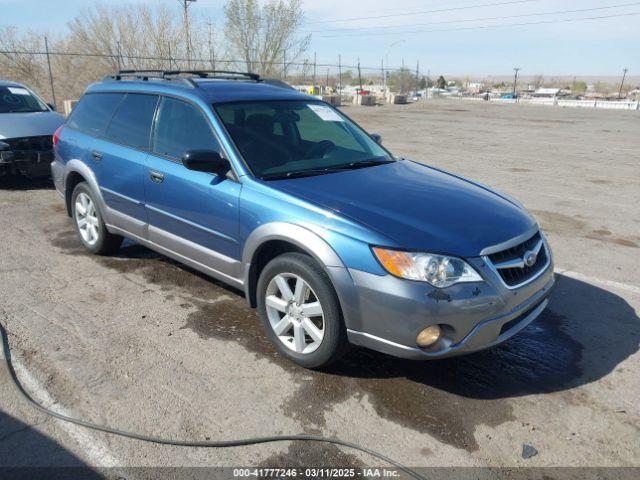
[370,133,382,144]
[182,150,229,176]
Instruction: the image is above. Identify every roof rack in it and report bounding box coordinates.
[103,70,261,87]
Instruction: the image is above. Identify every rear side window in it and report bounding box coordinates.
[152,97,220,159]
[106,93,158,150]
[67,93,124,137]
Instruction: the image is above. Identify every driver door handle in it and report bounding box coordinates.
[149,170,164,183]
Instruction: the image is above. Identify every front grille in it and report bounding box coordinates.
[3,135,53,152]
[487,231,548,287]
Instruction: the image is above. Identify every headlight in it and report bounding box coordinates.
[372,247,482,288]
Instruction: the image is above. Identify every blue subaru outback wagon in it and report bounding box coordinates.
[52,70,554,368]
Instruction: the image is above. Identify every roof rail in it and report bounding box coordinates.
[103,70,261,87]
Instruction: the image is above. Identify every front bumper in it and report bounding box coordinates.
[343,250,555,360]
[0,147,53,178]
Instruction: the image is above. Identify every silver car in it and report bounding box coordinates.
[0,80,64,178]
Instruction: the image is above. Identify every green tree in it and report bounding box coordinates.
[418,76,427,89]
[436,75,446,89]
[572,80,587,94]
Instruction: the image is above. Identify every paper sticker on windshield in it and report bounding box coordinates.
[8,87,30,95]
[308,104,344,122]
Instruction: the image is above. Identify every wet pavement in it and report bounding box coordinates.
[0,100,639,470]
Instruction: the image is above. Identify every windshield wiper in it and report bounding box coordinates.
[261,158,395,181]
[332,158,395,170]
[261,168,340,180]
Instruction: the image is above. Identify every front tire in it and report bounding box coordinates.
[257,252,348,369]
[71,182,122,255]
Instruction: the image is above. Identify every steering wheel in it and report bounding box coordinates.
[307,140,336,159]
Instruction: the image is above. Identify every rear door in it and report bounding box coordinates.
[144,96,242,282]
[91,93,159,238]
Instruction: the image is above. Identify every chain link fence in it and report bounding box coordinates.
[1,48,425,111]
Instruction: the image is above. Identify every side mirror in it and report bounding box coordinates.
[182,150,229,177]
[370,133,383,145]
[47,103,56,111]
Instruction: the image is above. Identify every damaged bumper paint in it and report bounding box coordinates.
[343,246,555,360]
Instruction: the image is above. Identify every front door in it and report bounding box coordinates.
[144,96,242,283]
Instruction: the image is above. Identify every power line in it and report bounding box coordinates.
[317,11,640,38]
[305,0,543,25]
[307,1,640,34]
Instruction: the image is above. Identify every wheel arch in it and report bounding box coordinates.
[242,223,347,309]
[63,160,108,220]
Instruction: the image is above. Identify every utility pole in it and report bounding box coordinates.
[283,49,286,81]
[180,0,197,69]
[415,60,419,93]
[326,68,330,92]
[357,58,363,96]
[206,18,215,70]
[43,36,56,109]
[381,58,385,94]
[512,67,520,97]
[116,40,122,71]
[313,52,317,92]
[618,68,628,99]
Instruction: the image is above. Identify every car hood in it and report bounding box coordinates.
[0,111,65,140]
[268,160,537,257]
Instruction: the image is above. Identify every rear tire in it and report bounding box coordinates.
[257,252,348,369]
[71,182,122,255]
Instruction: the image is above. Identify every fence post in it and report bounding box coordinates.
[44,36,57,109]
[338,54,342,97]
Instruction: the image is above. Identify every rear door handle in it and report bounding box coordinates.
[149,170,164,183]
[91,150,103,161]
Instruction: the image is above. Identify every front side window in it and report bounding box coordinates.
[106,93,158,150]
[152,97,220,159]
[0,86,48,113]
[67,93,124,137]
[214,100,393,179]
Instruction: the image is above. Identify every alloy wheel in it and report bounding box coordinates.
[265,273,325,354]
[74,192,100,246]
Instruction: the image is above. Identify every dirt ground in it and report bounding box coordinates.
[0,99,638,477]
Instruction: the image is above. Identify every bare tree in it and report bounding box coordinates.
[0,27,49,96]
[224,0,310,76]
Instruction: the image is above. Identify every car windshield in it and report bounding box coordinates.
[214,100,394,179]
[0,86,48,113]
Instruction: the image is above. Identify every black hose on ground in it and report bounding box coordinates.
[0,322,424,480]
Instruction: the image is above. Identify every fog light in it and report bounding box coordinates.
[416,325,441,348]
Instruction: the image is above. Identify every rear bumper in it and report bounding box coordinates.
[342,250,555,360]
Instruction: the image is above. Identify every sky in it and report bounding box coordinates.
[1,0,639,77]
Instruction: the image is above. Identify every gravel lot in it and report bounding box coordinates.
[0,99,638,476]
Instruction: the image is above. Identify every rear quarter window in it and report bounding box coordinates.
[67,93,124,137]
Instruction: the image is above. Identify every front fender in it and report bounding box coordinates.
[242,222,345,268]
[241,222,362,330]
